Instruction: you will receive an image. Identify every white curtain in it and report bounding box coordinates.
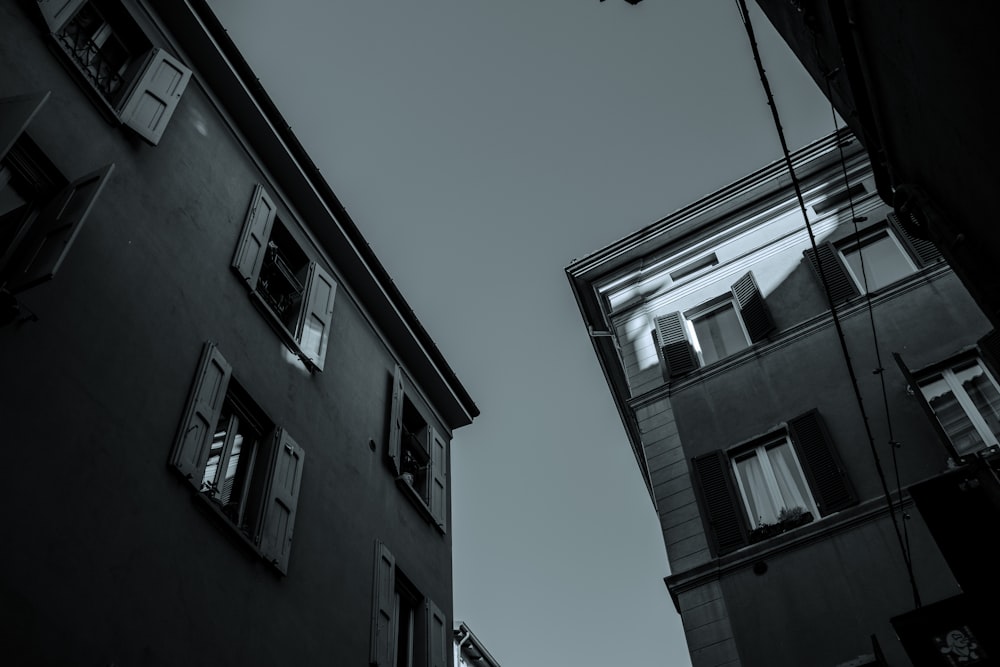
[767,443,811,515]
[736,455,777,526]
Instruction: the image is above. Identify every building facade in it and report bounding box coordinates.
[1,1,477,665]
[567,130,998,666]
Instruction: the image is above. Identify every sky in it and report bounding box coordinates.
[205,1,837,665]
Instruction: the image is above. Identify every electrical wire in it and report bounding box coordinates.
[733,0,921,609]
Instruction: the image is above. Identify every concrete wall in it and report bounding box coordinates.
[0,3,453,665]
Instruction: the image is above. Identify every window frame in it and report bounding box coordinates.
[836,225,918,294]
[729,435,820,529]
[915,355,1000,459]
[685,296,752,367]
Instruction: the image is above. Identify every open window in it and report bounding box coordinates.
[370,541,449,667]
[35,0,191,145]
[387,365,448,532]
[170,342,305,574]
[232,184,338,371]
[0,92,114,295]
[653,270,774,379]
[691,410,856,556]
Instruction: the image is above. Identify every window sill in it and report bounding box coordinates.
[189,488,285,575]
[394,476,445,534]
[747,511,814,544]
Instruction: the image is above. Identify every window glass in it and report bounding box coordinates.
[733,440,817,528]
[956,361,1000,440]
[841,231,914,291]
[692,303,748,365]
[919,359,1000,456]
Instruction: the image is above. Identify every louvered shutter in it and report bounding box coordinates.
[170,342,232,484]
[428,426,447,532]
[978,330,1000,380]
[787,410,856,516]
[295,262,337,370]
[119,49,191,146]
[259,429,304,574]
[426,598,448,667]
[232,185,276,287]
[892,352,962,462]
[36,0,85,32]
[0,92,50,163]
[888,212,942,267]
[6,163,114,294]
[654,312,698,379]
[803,243,859,305]
[370,542,397,667]
[730,271,775,343]
[387,365,404,474]
[690,450,748,556]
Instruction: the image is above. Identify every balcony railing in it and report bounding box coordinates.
[55,29,126,103]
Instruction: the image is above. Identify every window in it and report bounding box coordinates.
[387,365,448,532]
[35,0,191,145]
[232,184,338,371]
[803,216,942,305]
[371,542,449,667]
[170,342,305,573]
[690,410,856,556]
[654,271,774,379]
[1,92,114,295]
[917,357,1000,458]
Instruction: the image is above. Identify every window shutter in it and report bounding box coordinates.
[690,450,748,556]
[730,271,775,343]
[232,185,276,288]
[892,352,962,462]
[426,598,448,667]
[428,426,447,532]
[5,163,114,294]
[170,342,232,483]
[0,92,50,163]
[387,365,404,475]
[888,212,942,267]
[787,410,856,516]
[119,49,192,146]
[977,330,1000,380]
[259,428,304,574]
[370,541,397,667]
[654,312,698,379]
[294,262,337,370]
[803,243,859,305]
[36,0,85,32]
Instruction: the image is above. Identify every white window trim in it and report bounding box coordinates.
[684,297,751,367]
[837,226,917,293]
[731,437,819,527]
[919,358,1000,451]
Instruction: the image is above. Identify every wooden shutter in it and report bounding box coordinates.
[654,312,698,379]
[119,49,192,146]
[6,163,114,294]
[730,271,775,343]
[426,598,448,667]
[370,541,397,667]
[259,429,304,574]
[387,365,404,474]
[787,410,856,516]
[978,330,1000,380]
[36,0,85,32]
[803,242,859,305]
[428,426,447,531]
[170,342,232,483]
[295,262,337,370]
[0,92,50,163]
[888,212,942,267]
[690,450,748,556]
[232,185,276,287]
[892,352,962,462]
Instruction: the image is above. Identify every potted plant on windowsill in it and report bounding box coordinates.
[397,449,423,486]
[747,506,814,544]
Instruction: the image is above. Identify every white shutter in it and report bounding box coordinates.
[6,163,115,294]
[387,365,404,474]
[119,48,191,145]
[0,92,50,163]
[231,185,276,287]
[259,428,304,574]
[170,343,232,484]
[36,0,85,32]
[428,426,447,532]
[370,542,397,667]
[294,262,337,370]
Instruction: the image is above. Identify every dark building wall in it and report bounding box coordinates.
[1,3,453,665]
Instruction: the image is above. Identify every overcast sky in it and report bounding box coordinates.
[204,1,835,665]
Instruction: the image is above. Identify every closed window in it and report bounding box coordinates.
[170,342,305,574]
[732,438,818,528]
[34,0,191,145]
[232,185,338,371]
[918,358,1000,458]
[838,228,916,292]
[688,299,750,366]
